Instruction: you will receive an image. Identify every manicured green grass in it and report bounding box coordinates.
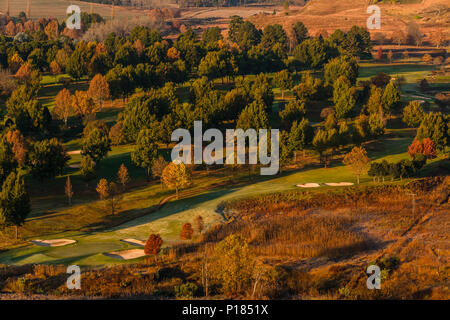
[358,62,435,83]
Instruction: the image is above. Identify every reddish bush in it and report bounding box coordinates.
[180,223,194,240]
[144,234,163,256]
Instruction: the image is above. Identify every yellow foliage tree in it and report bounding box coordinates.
[53,88,73,126]
[212,235,254,296]
[167,47,180,61]
[50,60,61,78]
[72,90,98,122]
[343,146,371,184]
[161,162,191,199]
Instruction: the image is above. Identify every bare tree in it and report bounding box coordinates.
[407,22,423,47]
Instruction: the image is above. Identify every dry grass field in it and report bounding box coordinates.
[1,177,448,299]
[0,0,153,20]
[248,0,450,42]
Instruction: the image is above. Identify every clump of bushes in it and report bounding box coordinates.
[368,156,426,182]
[174,282,199,299]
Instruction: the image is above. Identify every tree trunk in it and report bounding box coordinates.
[357,174,360,185]
[176,187,179,199]
[15,225,18,239]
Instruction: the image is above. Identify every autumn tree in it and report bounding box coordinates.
[144,234,163,261]
[161,162,191,199]
[97,179,109,198]
[422,54,433,64]
[65,176,74,206]
[432,29,446,48]
[132,129,159,180]
[152,156,169,188]
[212,234,254,296]
[50,60,62,79]
[109,121,126,146]
[44,20,59,40]
[88,74,110,111]
[117,163,130,190]
[15,62,32,82]
[0,172,30,239]
[72,90,98,122]
[53,88,73,126]
[343,146,371,184]
[194,215,204,234]
[392,30,406,47]
[8,53,24,73]
[96,178,121,215]
[408,138,437,160]
[5,130,27,167]
[180,222,194,240]
[407,21,423,46]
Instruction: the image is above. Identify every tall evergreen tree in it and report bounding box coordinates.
[0,172,30,238]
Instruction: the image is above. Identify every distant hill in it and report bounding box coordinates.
[248,0,449,43]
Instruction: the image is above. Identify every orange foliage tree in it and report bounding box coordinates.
[53,88,73,126]
[5,130,28,167]
[88,74,110,111]
[144,234,163,261]
[15,62,32,82]
[72,90,98,122]
[180,222,194,240]
[408,138,437,160]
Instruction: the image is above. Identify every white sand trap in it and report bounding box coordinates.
[296,183,321,188]
[104,249,146,260]
[69,164,80,168]
[324,182,354,187]
[121,238,146,247]
[67,150,81,155]
[30,239,76,247]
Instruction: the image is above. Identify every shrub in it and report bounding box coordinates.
[174,282,199,298]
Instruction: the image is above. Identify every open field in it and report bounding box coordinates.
[1,0,152,21]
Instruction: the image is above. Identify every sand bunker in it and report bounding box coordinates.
[104,249,146,260]
[324,182,354,187]
[30,239,76,247]
[296,183,321,188]
[69,164,80,168]
[121,238,146,247]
